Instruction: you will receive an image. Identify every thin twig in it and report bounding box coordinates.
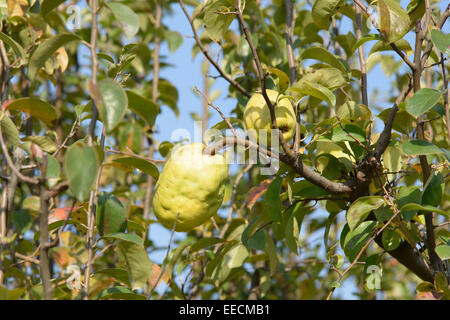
[148,213,179,298]
[143,0,162,222]
[354,4,368,108]
[194,86,239,138]
[39,154,52,300]
[219,164,253,238]
[234,0,293,156]
[285,0,301,151]
[326,199,401,300]
[83,0,100,300]
[52,118,80,158]
[178,0,250,98]
[0,120,39,185]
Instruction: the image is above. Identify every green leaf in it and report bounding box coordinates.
[407,0,425,27]
[399,203,448,218]
[352,34,382,54]
[189,237,225,254]
[158,141,174,158]
[112,156,159,180]
[0,286,25,300]
[401,140,443,156]
[7,98,57,127]
[285,203,302,254]
[0,31,26,62]
[264,177,283,223]
[102,232,143,246]
[64,141,99,201]
[343,221,377,262]
[406,88,442,118]
[0,113,20,148]
[430,29,450,55]
[97,53,115,64]
[97,286,146,300]
[96,193,127,236]
[416,281,434,293]
[312,0,344,30]
[164,30,183,53]
[96,79,128,133]
[117,240,153,290]
[382,228,401,251]
[28,33,80,79]
[125,90,158,127]
[96,268,131,287]
[330,124,366,142]
[422,171,444,208]
[301,46,348,74]
[204,0,234,42]
[324,212,338,248]
[157,79,179,117]
[369,39,412,56]
[435,245,450,261]
[248,229,266,250]
[12,210,32,234]
[434,272,448,292]
[397,185,421,221]
[22,136,57,153]
[225,243,249,269]
[268,68,290,93]
[22,196,41,213]
[346,196,385,231]
[290,80,336,106]
[40,0,65,17]
[292,68,347,92]
[378,0,411,42]
[107,2,140,39]
[265,230,279,275]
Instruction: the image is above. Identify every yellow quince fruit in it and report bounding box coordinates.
[243,89,296,146]
[152,143,228,232]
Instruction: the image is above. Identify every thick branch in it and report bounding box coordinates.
[204,137,354,194]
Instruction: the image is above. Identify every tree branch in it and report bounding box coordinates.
[353,0,415,71]
[38,154,52,300]
[234,0,294,157]
[178,0,250,98]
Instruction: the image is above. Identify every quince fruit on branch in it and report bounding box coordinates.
[152,143,228,232]
[243,89,296,145]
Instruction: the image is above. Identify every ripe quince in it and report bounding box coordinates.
[152,143,228,232]
[243,89,296,146]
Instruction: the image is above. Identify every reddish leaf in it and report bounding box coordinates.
[243,179,273,210]
[48,206,83,224]
[148,263,170,289]
[417,291,439,300]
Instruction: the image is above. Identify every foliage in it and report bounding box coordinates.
[0,0,449,300]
